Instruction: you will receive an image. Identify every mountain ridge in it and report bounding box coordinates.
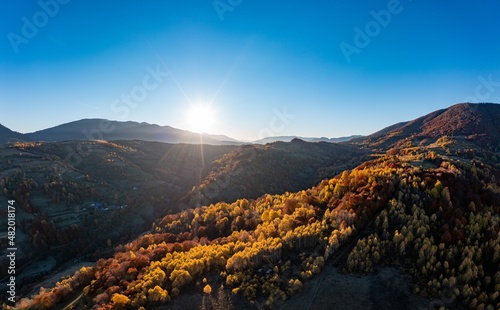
[0,119,240,145]
[0,123,25,143]
[359,102,500,150]
[4,102,497,147]
[0,119,358,145]
[251,135,363,144]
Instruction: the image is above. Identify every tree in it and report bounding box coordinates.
[111,293,130,307]
[333,182,347,198]
[203,284,212,295]
[170,269,193,289]
[289,279,302,294]
[148,285,170,302]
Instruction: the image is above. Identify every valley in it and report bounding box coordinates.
[0,103,499,310]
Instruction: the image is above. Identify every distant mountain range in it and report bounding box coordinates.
[1,103,498,147]
[251,135,363,144]
[0,119,363,145]
[0,119,239,145]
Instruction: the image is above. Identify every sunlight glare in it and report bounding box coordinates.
[188,104,214,133]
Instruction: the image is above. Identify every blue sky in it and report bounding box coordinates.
[1,0,499,141]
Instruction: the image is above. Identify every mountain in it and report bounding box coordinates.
[0,141,238,282]
[359,103,500,150]
[15,133,499,310]
[0,138,367,297]
[182,103,500,209]
[3,102,500,309]
[2,118,363,146]
[252,135,363,144]
[1,119,239,145]
[0,123,25,143]
[352,121,409,141]
[180,139,369,208]
[26,119,240,145]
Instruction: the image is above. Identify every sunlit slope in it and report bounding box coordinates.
[181,139,369,208]
[16,150,499,309]
[358,103,500,151]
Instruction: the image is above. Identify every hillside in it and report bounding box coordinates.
[0,138,368,300]
[181,139,369,208]
[13,148,500,310]
[360,103,500,151]
[0,124,25,143]
[0,141,237,291]
[2,102,500,309]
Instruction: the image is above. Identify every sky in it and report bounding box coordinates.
[1,0,500,141]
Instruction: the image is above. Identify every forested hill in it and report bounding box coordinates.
[359,103,500,150]
[16,148,500,309]
[5,102,500,310]
[179,140,369,209]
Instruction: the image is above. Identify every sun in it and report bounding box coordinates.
[187,104,214,133]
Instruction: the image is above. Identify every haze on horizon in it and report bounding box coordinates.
[1,0,499,141]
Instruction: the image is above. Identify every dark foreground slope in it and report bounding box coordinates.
[13,148,499,310]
